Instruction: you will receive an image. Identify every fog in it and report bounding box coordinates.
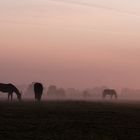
[0,83,140,101]
[1,0,140,96]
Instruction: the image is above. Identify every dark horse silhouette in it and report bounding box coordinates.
[0,83,21,101]
[102,89,117,99]
[34,83,43,101]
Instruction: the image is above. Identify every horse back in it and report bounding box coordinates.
[0,83,13,93]
[34,83,43,93]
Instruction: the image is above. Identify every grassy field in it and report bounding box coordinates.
[0,100,140,140]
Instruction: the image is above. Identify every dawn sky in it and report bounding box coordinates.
[0,0,140,89]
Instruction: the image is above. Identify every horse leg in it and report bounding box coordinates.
[11,93,13,101]
[35,93,37,100]
[115,93,117,99]
[38,93,42,101]
[8,92,13,101]
[37,93,40,101]
[8,93,10,101]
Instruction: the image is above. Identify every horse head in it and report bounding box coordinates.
[17,90,22,101]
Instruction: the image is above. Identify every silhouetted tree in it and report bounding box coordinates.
[47,85,57,99]
[25,82,35,98]
[121,88,140,99]
[83,90,90,99]
[66,88,80,99]
[47,85,66,99]
[57,88,66,99]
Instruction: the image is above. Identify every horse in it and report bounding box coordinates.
[0,83,22,101]
[34,82,43,101]
[102,89,117,99]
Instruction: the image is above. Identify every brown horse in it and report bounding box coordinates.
[102,89,117,99]
[34,82,43,101]
[0,83,22,101]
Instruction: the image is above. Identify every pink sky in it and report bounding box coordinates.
[0,0,140,89]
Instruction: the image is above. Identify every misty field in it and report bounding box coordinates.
[0,100,140,140]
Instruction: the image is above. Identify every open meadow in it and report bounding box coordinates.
[0,100,140,140]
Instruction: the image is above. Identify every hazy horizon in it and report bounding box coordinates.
[1,0,140,89]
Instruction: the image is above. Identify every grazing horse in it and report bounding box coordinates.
[0,83,22,101]
[102,89,117,99]
[34,83,43,101]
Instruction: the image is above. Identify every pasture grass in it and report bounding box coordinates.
[0,100,140,140]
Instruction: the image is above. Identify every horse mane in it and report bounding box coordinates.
[9,83,20,95]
